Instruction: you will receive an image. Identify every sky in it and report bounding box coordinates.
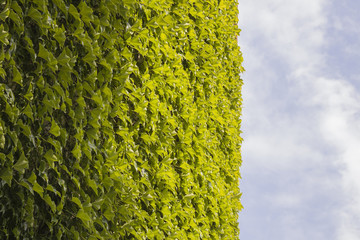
[237,0,360,239]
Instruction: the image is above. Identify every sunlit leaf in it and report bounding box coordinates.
[49,119,60,137]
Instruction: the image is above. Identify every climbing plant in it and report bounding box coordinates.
[0,0,243,239]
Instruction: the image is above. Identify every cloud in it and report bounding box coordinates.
[238,0,360,239]
[308,77,360,239]
[239,0,327,70]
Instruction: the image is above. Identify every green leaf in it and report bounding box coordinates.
[12,66,22,86]
[53,27,66,47]
[86,128,99,141]
[103,207,115,221]
[83,51,97,66]
[12,153,28,174]
[46,184,60,197]
[43,194,56,213]
[9,10,22,28]
[44,149,58,168]
[27,6,42,26]
[68,4,80,21]
[0,7,10,22]
[17,119,32,138]
[76,209,91,223]
[27,172,37,184]
[57,49,71,67]
[38,45,58,72]
[87,178,98,195]
[70,226,80,239]
[92,197,104,210]
[79,2,94,25]
[47,138,62,153]
[71,143,82,160]
[99,58,112,71]
[33,182,44,198]
[38,44,50,60]
[22,104,34,121]
[0,167,12,186]
[0,25,9,45]
[72,197,82,208]
[121,47,132,61]
[52,0,67,15]
[141,133,155,144]
[49,119,61,137]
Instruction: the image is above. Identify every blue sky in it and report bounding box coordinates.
[237,0,360,239]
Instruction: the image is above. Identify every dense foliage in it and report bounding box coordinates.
[0,0,243,239]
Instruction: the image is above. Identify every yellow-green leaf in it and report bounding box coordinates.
[49,119,60,137]
[33,182,44,198]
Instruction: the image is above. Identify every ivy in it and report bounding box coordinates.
[0,0,243,239]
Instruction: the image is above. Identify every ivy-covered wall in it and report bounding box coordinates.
[0,0,243,239]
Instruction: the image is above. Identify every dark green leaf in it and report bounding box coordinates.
[0,167,12,186]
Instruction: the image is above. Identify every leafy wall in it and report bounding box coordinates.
[0,0,243,239]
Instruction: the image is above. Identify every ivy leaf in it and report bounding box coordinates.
[83,51,97,67]
[38,44,58,72]
[44,149,58,168]
[43,194,56,213]
[0,167,13,186]
[92,197,104,210]
[51,0,67,15]
[87,178,98,195]
[71,143,82,160]
[12,152,28,174]
[27,6,42,27]
[121,47,132,61]
[103,207,115,221]
[46,184,60,197]
[79,2,94,25]
[53,27,66,47]
[0,7,10,22]
[76,209,91,223]
[49,119,60,137]
[22,104,34,121]
[68,4,80,22]
[27,172,37,184]
[12,66,22,86]
[33,182,44,198]
[0,25,9,45]
[9,10,22,28]
[72,197,82,208]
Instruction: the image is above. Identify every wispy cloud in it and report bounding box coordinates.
[309,77,360,239]
[238,0,360,239]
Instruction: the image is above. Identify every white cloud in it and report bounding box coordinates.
[309,77,360,239]
[239,0,327,70]
[238,0,360,239]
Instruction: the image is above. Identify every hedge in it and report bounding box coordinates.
[0,0,243,239]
